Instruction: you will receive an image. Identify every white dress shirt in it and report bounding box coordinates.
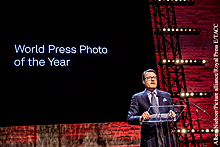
[146,89,159,106]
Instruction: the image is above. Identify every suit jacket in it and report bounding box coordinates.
[127,89,179,147]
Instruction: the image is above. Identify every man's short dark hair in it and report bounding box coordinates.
[142,69,157,81]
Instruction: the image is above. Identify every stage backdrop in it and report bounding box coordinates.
[2,1,156,126]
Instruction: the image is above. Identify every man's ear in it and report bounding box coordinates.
[142,80,145,85]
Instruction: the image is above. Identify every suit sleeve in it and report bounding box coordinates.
[127,95,142,125]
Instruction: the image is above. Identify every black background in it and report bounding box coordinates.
[2,1,157,126]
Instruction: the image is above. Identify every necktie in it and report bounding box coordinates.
[151,92,164,147]
[151,92,159,114]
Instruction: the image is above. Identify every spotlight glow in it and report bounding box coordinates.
[181,93,185,97]
[182,129,186,133]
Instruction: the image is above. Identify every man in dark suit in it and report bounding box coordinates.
[127,69,179,147]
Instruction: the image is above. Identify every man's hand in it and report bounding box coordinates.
[141,111,152,121]
[169,110,176,118]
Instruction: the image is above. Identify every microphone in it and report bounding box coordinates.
[156,94,208,115]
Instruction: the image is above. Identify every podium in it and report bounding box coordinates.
[142,105,186,147]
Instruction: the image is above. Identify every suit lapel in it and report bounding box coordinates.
[142,89,151,106]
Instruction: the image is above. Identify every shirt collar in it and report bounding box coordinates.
[146,89,157,95]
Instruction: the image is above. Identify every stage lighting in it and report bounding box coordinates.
[159,59,206,65]
[176,129,215,134]
[215,129,219,133]
[182,129,186,133]
[150,0,195,5]
[155,28,200,35]
[181,93,185,97]
[163,59,166,63]
[171,92,212,98]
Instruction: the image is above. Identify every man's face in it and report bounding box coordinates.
[142,72,157,90]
